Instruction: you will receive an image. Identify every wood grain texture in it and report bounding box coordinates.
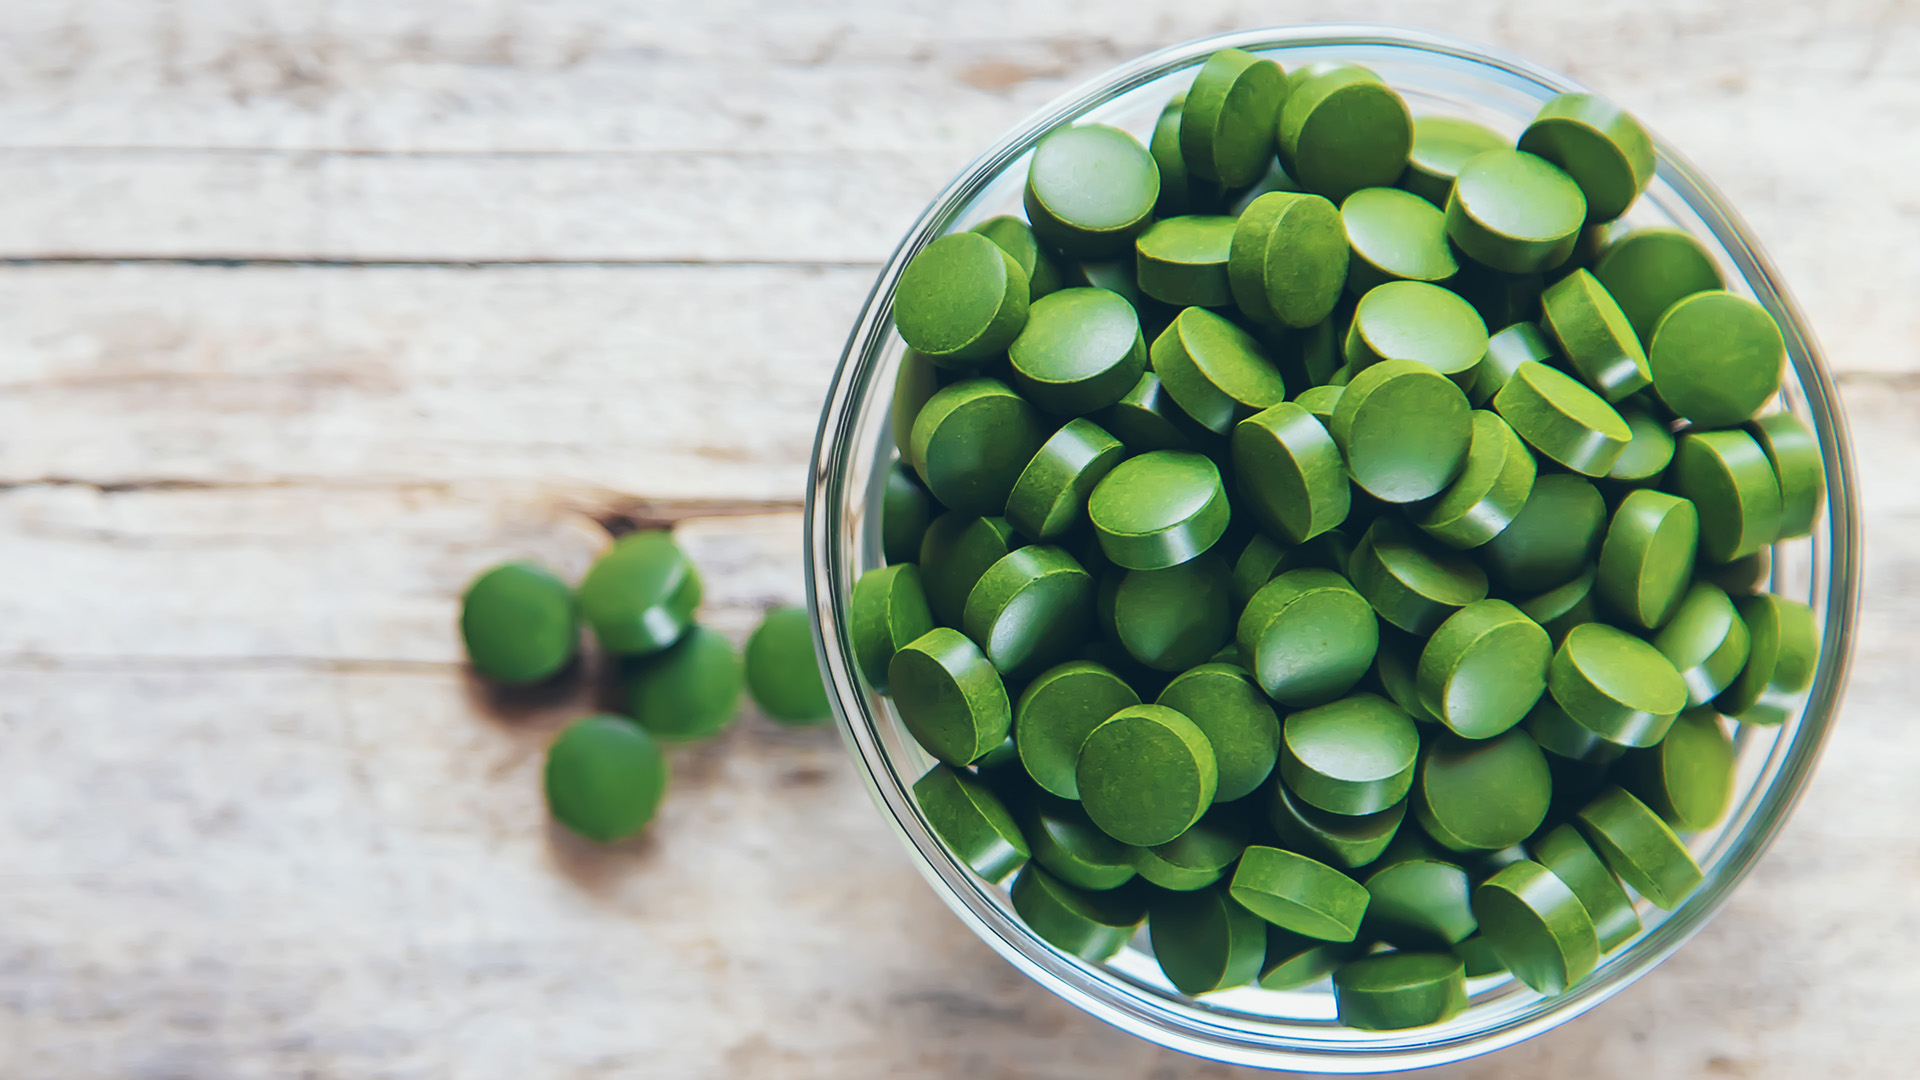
[0,1,1915,1077]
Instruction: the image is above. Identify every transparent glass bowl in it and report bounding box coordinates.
[805,24,1860,1072]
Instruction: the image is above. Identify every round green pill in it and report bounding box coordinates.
[1530,822,1640,951]
[1150,885,1269,996]
[1005,418,1127,542]
[1704,549,1770,596]
[1415,729,1553,852]
[1363,853,1477,950]
[1277,66,1412,203]
[460,561,578,684]
[1088,450,1231,570]
[1294,383,1344,424]
[1098,370,1207,452]
[917,512,1016,627]
[1518,93,1655,224]
[1549,622,1687,748]
[1110,552,1234,671]
[1350,517,1489,637]
[1007,287,1148,417]
[1341,186,1459,294]
[1494,361,1632,476]
[544,715,667,843]
[1483,474,1607,593]
[1077,704,1218,847]
[1135,802,1251,891]
[1541,268,1650,401]
[1607,404,1676,487]
[1470,321,1557,407]
[1595,489,1700,630]
[1576,786,1703,910]
[963,546,1095,679]
[1592,228,1725,345]
[1230,845,1370,942]
[893,231,1030,367]
[1747,411,1825,540]
[883,461,933,565]
[1229,191,1350,329]
[745,606,829,725]
[1280,692,1421,816]
[1344,281,1488,385]
[1374,627,1439,725]
[1416,599,1552,740]
[1232,401,1350,544]
[1517,564,1599,645]
[1011,866,1147,961]
[1136,215,1239,308]
[1180,48,1289,187]
[1153,94,1224,218]
[1402,114,1507,206]
[578,531,702,657]
[1149,306,1288,433]
[1625,708,1735,832]
[623,624,744,740]
[1262,926,1363,990]
[850,564,935,693]
[1156,663,1281,801]
[1523,695,1625,766]
[1025,124,1161,258]
[1333,952,1468,1030]
[1014,660,1140,799]
[1269,780,1407,869]
[1654,582,1752,706]
[914,764,1030,884]
[1418,410,1537,549]
[1238,568,1379,707]
[1454,935,1509,978]
[1471,859,1600,994]
[909,377,1047,516]
[971,214,1063,302]
[893,349,943,454]
[1717,593,1817,726]
[1672,429,1784,564]
[1331,358,1472,503]
[1446,150,1587,274]
[1023,791,1138,890]
[1648,291,1785,427]
[889,626,1012,765]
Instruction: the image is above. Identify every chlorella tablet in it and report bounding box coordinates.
[914,764,1030,883]
[1541,268,1650,401]
[1363,851,1477,950]
[1180,47,1289,187]
[1088,450,1231,569]
[1471,321,1556,407]
[1483,474,1607,593]
[1099,370,1206,452]
[1518,93,1655,224]
[1015,660,1140,799]
[578,531,702,657]
[1417,410,1536,549]
[1331,359,1472,503]
[1596,489,1700,630]
[971,214,1063,301]
[1231,845,1371,942]
[746,606,830,725]
[1530,823,1640,951]
[1402,115,1506,206]
[461,561,578,684]
[1747,412,1826,540]
[1024,793,1139,890]
[1350,517,1489,637]
[1415,729,1552,851]
[1333,953,1468,1030]
[890,626,1012,765]
[1136,215,1239,307]
[1549,622,1687,748]
[1576,786,1703,909]
[1524,695,1626,766]
[1446,149,1587,273]
[1229,191,1350,328]
[918,513,1016,627]
[1156,663,1281,801]
[1341,186,1459,294]
[1011,866,1147,961]
[1238,568,1379,706]
[1653,582,1752,706]
[1278,66,1412,203]
[1494,361,1632,477]
[1717,593,1817,725]
[1416,599,1552,739]
[893,231,1030,366]
[1608,404,1676,487]
[1648,291,1785,427]
[1025,124,1161,257]
[1592,227,1725,344]
[624,624,744,740]
[1005,418,1127,542]
[1110,553,1235,671]
[1077,704,1218,846]
[1232,401,1350,543]
[545,714,667,843]
[1344,281,1488,383]
[1269,780,1407,869]
[1624,708,1735,831]
[1149,886,1269,995]
[1280,692,1420,815]
[1472,860,1600,994]
[883,461,933,565]
[1150,306,1288,433]
[1152,95,1222,218]
[1135,803,1250,891]
[1007,288,1148,416]
[1671,429,1784,564]
[1263,927,1363,991]
[909,377,1047,516]
[850,565,935,694]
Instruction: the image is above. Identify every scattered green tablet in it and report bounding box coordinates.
[1472,859,1600,994]
[1109,552,1235,671]
[461,560,578,684]
[1592,228,1725,345]
[625,624,744,740]
[850,564,935,693]
[545,714,668,843]
[578,531,703,657]
[1137,215,1240,307]
[746,606,830,725]
[1341,186,1459,294]
[1230,845,1371,942]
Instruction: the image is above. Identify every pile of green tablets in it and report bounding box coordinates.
[864,49,1825,1030]
[460,530,831,842]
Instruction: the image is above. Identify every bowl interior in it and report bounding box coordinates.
[806,24,1858,1072]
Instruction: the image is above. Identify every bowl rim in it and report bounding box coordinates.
[805,22,1861,1072]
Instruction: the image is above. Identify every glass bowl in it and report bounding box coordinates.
[804,23,1860,1073]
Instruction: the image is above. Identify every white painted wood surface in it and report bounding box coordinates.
[0,2,1915,1076]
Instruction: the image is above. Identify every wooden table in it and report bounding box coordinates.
[2,2,1914,1076]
